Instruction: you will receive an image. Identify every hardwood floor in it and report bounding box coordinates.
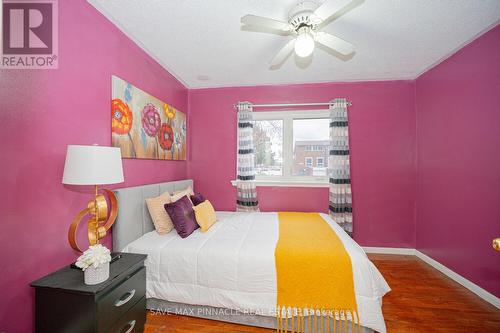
[143,254,500,333]
[370,254,499,332]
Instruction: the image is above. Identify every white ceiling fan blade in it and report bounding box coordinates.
[270,39,295,67]
[241,15,292,32]
[313,0,356,22]
[315,32,355,55]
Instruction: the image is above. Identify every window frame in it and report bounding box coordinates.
[248,109,331,186]
[305,157,313,167]
[316,157,325,168]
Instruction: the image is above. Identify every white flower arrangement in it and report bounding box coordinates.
[75,244,112,271]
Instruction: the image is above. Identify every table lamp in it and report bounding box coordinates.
[62,145,124,252]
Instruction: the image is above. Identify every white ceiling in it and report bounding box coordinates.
[87,0,500,89]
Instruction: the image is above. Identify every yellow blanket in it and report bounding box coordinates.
[275,212,358,333]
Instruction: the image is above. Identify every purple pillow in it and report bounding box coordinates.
[164,196,199,238]
[190,193,206,206]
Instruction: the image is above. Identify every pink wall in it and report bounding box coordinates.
[415,25,500,296]
[1,1,497,331]
[0,1,188,332]
[188,81,417,248]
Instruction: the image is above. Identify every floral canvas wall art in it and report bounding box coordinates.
[111,76,187,160]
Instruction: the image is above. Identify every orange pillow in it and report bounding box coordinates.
[193,200,217,232]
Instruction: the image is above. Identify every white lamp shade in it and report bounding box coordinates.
[62,145,124,185]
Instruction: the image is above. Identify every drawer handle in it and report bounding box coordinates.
[114,289,136,307]
[122,319,136,333]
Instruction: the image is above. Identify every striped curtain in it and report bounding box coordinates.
[328,98,353,236]
[236,102,259,212]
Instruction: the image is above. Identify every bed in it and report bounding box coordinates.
[113,180,390,333]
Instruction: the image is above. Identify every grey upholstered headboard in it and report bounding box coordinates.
[112,179,193,252]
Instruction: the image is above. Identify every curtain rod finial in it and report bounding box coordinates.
[236,101,253,112]
[329,99,352,107]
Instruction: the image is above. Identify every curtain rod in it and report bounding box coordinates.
[234,101,352,109]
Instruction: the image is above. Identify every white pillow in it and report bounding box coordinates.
[171,186,194,203]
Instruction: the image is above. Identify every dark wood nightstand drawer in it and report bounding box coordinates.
[32,253,147,333]
[108,297,146,333]
[97,266,146,331]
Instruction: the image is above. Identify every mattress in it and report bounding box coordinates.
[123,211,391,333]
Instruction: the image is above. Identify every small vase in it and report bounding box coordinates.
[84,262,110,285]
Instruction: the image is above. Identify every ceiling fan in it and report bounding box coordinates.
[241,0,364,68]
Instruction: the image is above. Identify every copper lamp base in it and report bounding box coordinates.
[68,186,118,253]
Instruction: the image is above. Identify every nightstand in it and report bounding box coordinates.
[31,253,147,333]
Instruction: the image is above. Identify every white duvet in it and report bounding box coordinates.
[123,212,391,333]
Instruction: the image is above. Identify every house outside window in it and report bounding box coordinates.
[293,140,329,176]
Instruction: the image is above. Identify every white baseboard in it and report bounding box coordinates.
[362,247,416,255]
[414,250,500,309]
[362,246,500,309]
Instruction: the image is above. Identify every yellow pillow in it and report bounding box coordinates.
[193,200,217,232]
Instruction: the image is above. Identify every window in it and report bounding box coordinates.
[253,120,283,176]
[308,145,323,151]
[292,118,330,177]
[250,109,330,185]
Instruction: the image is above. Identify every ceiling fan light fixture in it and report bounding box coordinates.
[241,0,361,68]
[294,28,315,58]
